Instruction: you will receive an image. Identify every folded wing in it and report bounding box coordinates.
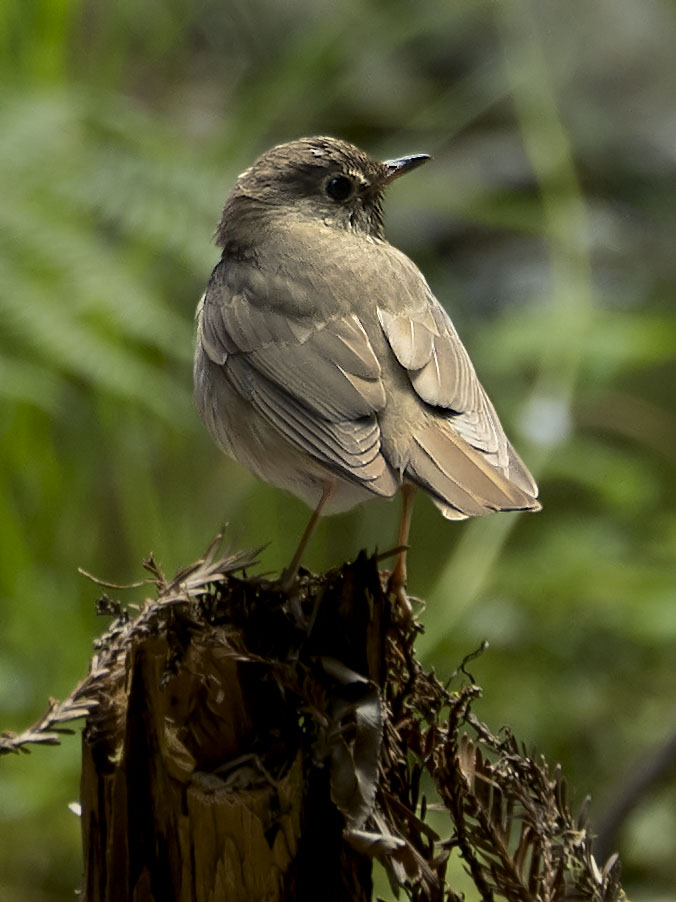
[197,261,397,495]
[377,286,539,518]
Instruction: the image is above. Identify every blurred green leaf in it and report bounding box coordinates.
[1,0,675,899]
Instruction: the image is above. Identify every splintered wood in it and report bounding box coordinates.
[75,541,625,902]
[80,547,386,902]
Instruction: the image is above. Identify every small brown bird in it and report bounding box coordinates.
[194,136,540,605]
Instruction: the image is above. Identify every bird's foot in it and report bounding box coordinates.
[275,566,312,630]
[386,571,413,617]
[279,566,298,594]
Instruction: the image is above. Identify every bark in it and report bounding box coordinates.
[79,550,383,901]
[70,542,627,902]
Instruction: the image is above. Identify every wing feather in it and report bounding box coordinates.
[376,266,539,508]
[407,421,540,517]
[197,260,395,493]
[378,297,509,464]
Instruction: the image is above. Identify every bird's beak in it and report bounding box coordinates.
[381,153,431,184]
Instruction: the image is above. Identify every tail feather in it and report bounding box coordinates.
[406,421,540,520]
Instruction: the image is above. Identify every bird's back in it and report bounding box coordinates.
[196,212,539,519]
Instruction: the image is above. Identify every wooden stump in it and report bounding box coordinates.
[68,541,626,902]
[79,550,386,901]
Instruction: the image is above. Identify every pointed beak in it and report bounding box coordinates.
[381,153,431,184]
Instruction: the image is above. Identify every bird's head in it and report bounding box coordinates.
[216,136,430,244]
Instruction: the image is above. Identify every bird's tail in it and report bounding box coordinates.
[406,421,540,520]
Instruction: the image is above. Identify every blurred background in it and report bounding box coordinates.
[1,0,675,898]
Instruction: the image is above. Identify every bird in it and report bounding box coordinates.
[193,136,540,607]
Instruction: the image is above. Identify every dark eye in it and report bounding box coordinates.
[325,175,354,202]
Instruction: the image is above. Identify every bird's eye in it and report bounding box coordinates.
[325,175,354,202]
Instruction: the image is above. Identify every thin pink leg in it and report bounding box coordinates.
[281,481,336,589]
[387,483,417,614]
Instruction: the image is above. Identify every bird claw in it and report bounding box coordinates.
[279,566,298,594]
[386,572,413,617]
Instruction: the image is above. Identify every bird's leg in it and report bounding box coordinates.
[387,483,417,614]
[280,480,335,590]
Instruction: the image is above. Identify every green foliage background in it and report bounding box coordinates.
[1,0,675,898]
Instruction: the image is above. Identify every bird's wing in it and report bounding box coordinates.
[378,298,499,450]
[377,278,539,516]
[197,263,396,494]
